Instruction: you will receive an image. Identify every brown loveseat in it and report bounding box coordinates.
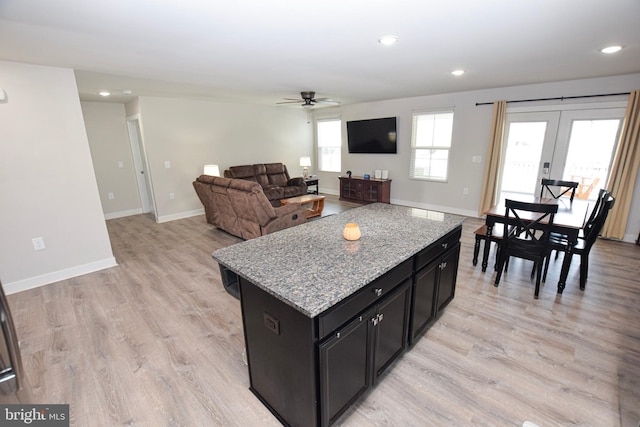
[223,163,307,204]
[193,175,306,240]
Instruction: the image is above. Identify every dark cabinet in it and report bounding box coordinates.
[436,244,460,312]
[409,228,461,344]
[320,279,411,427]
[237,225,462,427]
[320,309,372,426]
[339,176,391,204]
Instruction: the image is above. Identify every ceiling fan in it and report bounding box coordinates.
[277,91,340,109]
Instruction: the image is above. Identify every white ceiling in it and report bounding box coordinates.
[1,0,639,106]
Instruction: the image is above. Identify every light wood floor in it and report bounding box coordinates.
[3,194,639,427]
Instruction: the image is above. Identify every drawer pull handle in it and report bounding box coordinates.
[442,242,448,249]
[373,288,383,297]
[439,262,447,270]
[371,313,384,326]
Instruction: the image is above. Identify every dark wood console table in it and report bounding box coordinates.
[339,176,391,203]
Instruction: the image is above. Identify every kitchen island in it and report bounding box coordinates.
[213,203,465,427]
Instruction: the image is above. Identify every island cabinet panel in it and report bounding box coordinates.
[409,227,462,344]
[319,308,373,426]
[239,279,319,427]
[320,279,411,427]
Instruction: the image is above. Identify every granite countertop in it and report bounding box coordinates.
[212,203,466,318]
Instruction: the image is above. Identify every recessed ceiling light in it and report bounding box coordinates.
[378,35,398,46]
[600,45,623,54]
[451,69,465,76]
[98,91,111,97]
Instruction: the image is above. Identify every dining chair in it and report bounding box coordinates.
[539,178,579,203]
[494,199,558,298]
[549,188,607,263]
[543,191,615,290]
[473,224,504,271]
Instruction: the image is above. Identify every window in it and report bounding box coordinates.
[317,119,341,172]
[410,110,454,181]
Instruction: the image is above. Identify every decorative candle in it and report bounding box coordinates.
[343,223,361,241]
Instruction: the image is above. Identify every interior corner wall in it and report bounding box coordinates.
[136,97,313,222]
[82,101,142,218]
[0,60,116,294]
[81,102,142,219]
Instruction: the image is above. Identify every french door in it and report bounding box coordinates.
[497,106,625,202]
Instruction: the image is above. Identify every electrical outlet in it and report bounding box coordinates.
[117,161,124,169]
[32,237,45,251]
[108,192,114,200]
[463,187,469,195]
[169,193,175,200]
[164,161,171,169]
[472,156,482,163]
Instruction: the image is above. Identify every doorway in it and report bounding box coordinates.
[126,116,156,218]
[497,104,625,202]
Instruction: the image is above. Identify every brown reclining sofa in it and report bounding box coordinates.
[193,175,306,240]
[223,163,307,205]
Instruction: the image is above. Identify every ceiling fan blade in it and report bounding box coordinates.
[314,98,340,105]
[276,100,304,104]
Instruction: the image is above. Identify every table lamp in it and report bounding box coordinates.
[299,157,311,178]
[203,164,220,176]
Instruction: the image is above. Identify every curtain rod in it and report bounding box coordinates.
[475,91,630,106]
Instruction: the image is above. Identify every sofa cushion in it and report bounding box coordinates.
[226,165,258,182]
[264,162,289,186]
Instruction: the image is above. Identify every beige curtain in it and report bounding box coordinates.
[478,100,507,216]
[601,90,640,239]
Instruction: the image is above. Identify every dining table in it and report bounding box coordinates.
[483,195,591,294]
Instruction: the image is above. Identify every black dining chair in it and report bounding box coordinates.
[494,199,558,298]
[543,191,615,290]
[540,178,579,203]
[473,224,504,271]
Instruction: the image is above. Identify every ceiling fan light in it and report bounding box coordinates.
[378,35,398,46]
[302,104,313,110]
[451,69,465,76]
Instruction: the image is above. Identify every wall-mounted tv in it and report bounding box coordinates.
[347,117,397,154]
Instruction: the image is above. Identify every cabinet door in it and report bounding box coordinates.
[372,279,411,380]
[436,244,460,312]
[319,310,373,427]
[362,182,379,202]
[409,260,438,344]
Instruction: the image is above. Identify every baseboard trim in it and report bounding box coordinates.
[156,208,204,223]
[3,257,118,295]
[390,198,478,218]
[104,208,144,220]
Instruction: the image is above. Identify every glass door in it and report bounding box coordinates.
[498,107,624,203]
[549,109,624,201]
[497,111,559,201]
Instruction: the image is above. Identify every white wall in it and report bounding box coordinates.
[0,61,116,294]
[315,73,640,241]
[136,97,314,222]
[82,102,142,218]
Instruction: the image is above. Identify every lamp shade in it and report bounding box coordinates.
[299,157,311,167]
[203,164,220,176]
[343,223,361,241]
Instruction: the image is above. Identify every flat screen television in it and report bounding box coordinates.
[347,117,397,154]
